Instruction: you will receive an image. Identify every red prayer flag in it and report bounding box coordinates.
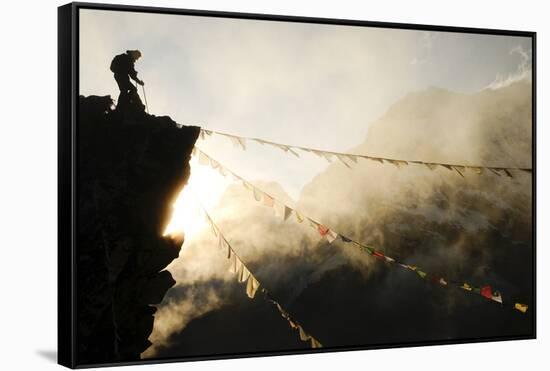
[480,285,492,299]
[373,251,385,259]
[318,225,329,236]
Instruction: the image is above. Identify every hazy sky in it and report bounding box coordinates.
[79,9,531,200]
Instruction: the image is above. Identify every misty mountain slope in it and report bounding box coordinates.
[147,81,532,358]
[297,81,532,271]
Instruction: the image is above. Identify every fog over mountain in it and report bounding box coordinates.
[143,80,532,359]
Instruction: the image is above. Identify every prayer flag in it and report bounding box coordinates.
[340,235,352,243]
[311,338,323,348]
[318,224,329,236]
[263,194,274,207]
[294,210,304,223]
[246,276,260,299]
[326,229,338,243]
[311,150,324,158]
[229,253,238,273]
[491,291,503,304]
[235,259,244,278]
[416,270,427,279]
[273,144,301,157]
[217,234,225,251]
[373,251,385,260]
[336,154,352,168]
[274,201,290,221]
[210,159,220,169]
[363,246,375,255]
[370,157,384,164]
[480,285,493,299]
[253,188,262,202]
[387,159,408,168]
[321,152,334,162]
[489,168,501,176]
[470,167,483,175]
[461,283,472,291]
[439,278,448,286]
[198,152,210,165]
[299,326,311,341]
[230,136,246,150]
[514,303,528,313]
[453,166,465,178]
[239,265,251,283]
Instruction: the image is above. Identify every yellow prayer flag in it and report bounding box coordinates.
[311,338,323,348]
[299,326,311,341]
[514,303,528,313]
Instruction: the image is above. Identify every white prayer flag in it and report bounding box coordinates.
[246,276,260,298]
[491,291,503,304]
[235,258,244,277]
[217,234,225,250]
[230,136,246,150]
[326,229,338,243]
[274,201,290,221]
[198,152,210,165]
[239,265,251,283]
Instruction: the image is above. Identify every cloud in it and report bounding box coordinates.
[486,45,532,89]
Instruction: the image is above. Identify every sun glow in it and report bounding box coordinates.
[163,154,230,243]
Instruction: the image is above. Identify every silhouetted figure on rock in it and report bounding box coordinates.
[110,50,145,115]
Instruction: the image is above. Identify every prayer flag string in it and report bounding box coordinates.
[194,146,529,314]
[200,204,324,348]
[198,128,532,178]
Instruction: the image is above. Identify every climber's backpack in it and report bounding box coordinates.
[110,54,127,74]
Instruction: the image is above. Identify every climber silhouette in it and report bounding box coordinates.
[110,50,145,113]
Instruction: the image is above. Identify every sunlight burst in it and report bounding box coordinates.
[163,154,230,243]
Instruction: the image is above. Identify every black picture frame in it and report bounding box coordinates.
[58,2,536,368]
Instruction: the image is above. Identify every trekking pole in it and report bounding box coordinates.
[141,84,149,114]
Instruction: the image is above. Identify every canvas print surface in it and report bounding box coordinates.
[75,7,534,366]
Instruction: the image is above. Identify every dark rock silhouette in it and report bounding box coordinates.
[77,95,199,364]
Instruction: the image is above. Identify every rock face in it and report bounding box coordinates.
[76,95,200,364]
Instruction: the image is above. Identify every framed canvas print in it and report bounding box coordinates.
[58,2,536,368]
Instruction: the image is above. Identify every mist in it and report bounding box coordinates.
[143,75,532,358]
